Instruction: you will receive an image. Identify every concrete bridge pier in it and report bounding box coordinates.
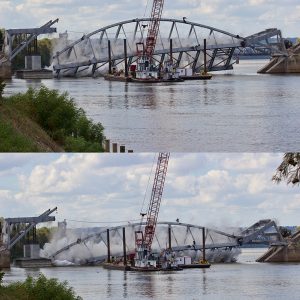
[258,43,300,74]
[257,231,300,263]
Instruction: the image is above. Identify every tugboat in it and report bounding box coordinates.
[131,43,183,83]
[131,251,161,272]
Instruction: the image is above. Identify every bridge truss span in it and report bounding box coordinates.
[53,18,248,77]
[46,219,286,265]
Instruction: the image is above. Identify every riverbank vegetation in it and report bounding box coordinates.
[0,82,105,152]
[0,272,82,300]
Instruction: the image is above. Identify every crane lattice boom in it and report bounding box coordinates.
[142,152,170,252]
[145,0,165,58]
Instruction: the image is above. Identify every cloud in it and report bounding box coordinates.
[0,0,299,37]
[0,153,299,227]
[222,153,280,172]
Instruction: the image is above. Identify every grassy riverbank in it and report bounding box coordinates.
[0,272,82,300]
[0,83,105,152]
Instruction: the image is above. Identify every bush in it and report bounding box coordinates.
[0,121,38,152]
[65,136,102,152]
[0,273,82,300]
[7,86,105,152]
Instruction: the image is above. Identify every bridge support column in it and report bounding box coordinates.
[108,40,112,75]
[123,39,128,78]
[170,39,173,63]
[107,229,111,263]
[203,39,207,74]
[122,227,127,266]
[202,227,206,262]
[168,225,172,250]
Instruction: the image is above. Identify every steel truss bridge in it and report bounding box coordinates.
[0,208,57,252]
[49,219,285,263]
[0,20,58,65]
[53,18,286,77]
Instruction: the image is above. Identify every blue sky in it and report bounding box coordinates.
[0,0,299,37]
[0,153,299,228]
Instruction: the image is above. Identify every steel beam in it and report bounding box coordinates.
[5,19,58,62]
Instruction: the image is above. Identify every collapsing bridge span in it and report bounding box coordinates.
[48,219,284,263]
[53,18,285,77]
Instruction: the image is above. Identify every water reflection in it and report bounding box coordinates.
[107,81,114,109]
[106,269,113,298]
[5,255,300,300]
[203,81,209,105]
[165,274,174,296]
[124,83,129,110]
[134,273,154,298]
[123,271,128,298]
[202,270,208,295]
[4,65,300,151]
[166,86,176,108]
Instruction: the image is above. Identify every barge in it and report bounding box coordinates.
[102,262,131,271]
[104,74,132,82]
[181,74,212,80]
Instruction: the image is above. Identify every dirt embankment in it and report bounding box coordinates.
[0,104,63,152]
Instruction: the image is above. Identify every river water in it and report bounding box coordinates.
[3,249,300,299]
[4,60,300,152]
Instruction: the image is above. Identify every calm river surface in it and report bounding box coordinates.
[4,60,300,152]
[3,249,300,299]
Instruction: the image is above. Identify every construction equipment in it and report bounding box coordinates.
[2,207,57,250]
[133,1,181,82]
[144,0,165,59]
[134,153,170,269]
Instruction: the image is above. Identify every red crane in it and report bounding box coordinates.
[145,0,165,58]
[137,0,165,59]
[135,153,170,264]
[134,1,181,82]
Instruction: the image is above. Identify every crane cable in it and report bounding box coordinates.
[143,0,151,18]
[138,153,157,229]
[139,153,157,214]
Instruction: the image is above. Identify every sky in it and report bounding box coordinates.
[0,153,299,228]
[0,0,299,38]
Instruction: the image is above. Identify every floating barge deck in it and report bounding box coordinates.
[181,74,212,80]
[102,262,131,271]
[14,258,53,268]
[104,74,132,82]
[104,74,184,83]
[101,263,184,272]
[179,263,211,269]
[131,77,184,83]
[15,69,53,79]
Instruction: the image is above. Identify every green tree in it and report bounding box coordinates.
[38,38,52,67]
[36,227,53,248]
[7,86,105,151]
[0,274,82,300]
[272,153,300,185]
